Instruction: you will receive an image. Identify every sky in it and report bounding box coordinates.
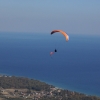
[0,0,100,35]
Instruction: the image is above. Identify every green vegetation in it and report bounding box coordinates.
[0,75,100,100]
[0,76,53,91]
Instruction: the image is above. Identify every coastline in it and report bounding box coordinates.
[0,73,100,97]
[39,80,100,97]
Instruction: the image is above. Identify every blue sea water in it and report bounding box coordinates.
[0,32,100,97]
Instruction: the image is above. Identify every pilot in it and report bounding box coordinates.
[54,49,57,52]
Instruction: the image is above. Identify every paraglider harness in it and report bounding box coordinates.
[54,49,57,52]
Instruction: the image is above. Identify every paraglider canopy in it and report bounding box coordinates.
[51,30,69,41]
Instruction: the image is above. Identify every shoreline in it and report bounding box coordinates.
[0,73,100,97]
[40,80,100,97]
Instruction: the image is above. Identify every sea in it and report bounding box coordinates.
[0,32,100,97]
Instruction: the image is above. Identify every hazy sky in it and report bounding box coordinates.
[0,0,100,35]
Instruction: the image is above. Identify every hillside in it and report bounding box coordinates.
[0,75,100,100]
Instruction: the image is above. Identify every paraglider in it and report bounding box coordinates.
[50,51,54,56]
[50,30,69,56]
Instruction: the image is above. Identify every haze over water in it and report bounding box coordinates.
[0,32,100,97]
